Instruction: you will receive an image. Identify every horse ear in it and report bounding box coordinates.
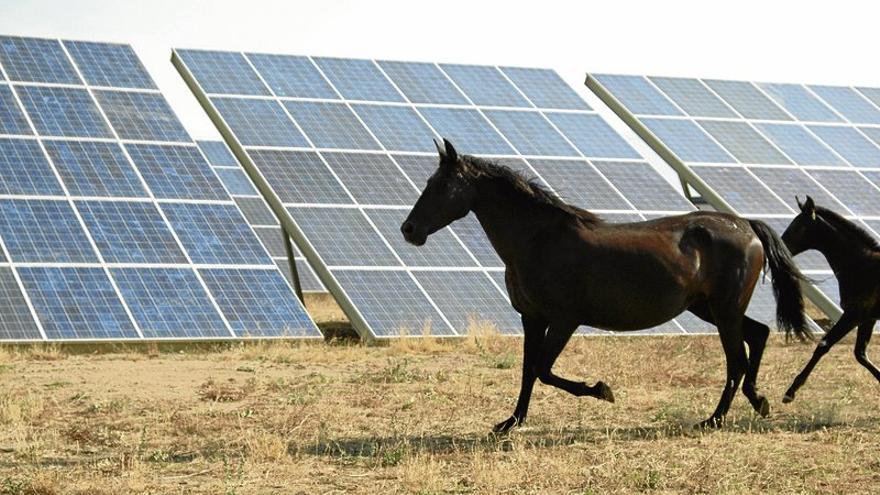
[795,195,803,210]
[803,195,816,220]
[433,138,446,159]
[443,138,458,163]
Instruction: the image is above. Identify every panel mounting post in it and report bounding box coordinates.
[281,226,304,303]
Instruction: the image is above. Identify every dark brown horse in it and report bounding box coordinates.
[782,196,880,403]
[401,139,809,432]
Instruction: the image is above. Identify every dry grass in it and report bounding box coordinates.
[0,322,878,494]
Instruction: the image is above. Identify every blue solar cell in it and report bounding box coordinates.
[215,168,257,196]
[418,107,514,155]
[377,60,468,104]
[125,143,228,200]
[313,57,404,102]
[364,208,477,267]
[176,49,269,95]
[64,41,156,89]
[440,64,531,107]
[17,86,112,138]
[449,213,503,267]
[332,270,453,337]
[483,110,577,156]
[112,268,228,338]
[321,152,419,205]
[414,271,521,335]
[859,126,880,149]
[247,149,350,204]
[283,101,380,150]
[696,120,792,165]
[0,138,63,195]
[44,140,147,197]
[211,97,307,147]
[641,118,735,163]
[754,123,845,166]
[592,161,696,212]
[162,203,272,265]
[648,77,737,118]
[95,90,190,142]
[197,140,238,167]
[758,83,841,122]
[0,85,32,134]
[276,258,326,293]
[808,125,880,168]
[809,85,880,124]
[748,167,849,214]
[18,267,138,340]
[77,200,186,264]
[246,53,337,99]
[351,104,436,152]
[528,159,630,210]
[702,80,791,120]
[200,268,319,337]
[0,199,97,262]
[593,74,682,115]
[856,87,880,111]
[546,113,640,159]
[0,36,81,84]
[287,207,399,267]
[502,67,590,110]
[691,166,791,215]
[393,154,439,187]
[0,267,41,341]
[234,197,277,226]
[808,169,880,216]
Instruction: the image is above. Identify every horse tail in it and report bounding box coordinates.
[748,219,811,341]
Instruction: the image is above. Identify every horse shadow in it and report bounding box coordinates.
[297,415,875,458]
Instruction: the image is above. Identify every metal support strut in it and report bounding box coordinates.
[281,226,304,303]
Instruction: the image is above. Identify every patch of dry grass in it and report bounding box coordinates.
[0,328,877,494]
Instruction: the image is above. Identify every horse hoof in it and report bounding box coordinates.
[782,393,795,404]
[492,416,519,434]
[695,417,724,430]
[756,397,771,418]
[596,381,615,403]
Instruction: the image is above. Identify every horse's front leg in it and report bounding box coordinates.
[783,312,859,403]
[493,314,546,433]
[535,321,615,402]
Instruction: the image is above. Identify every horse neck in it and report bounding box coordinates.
[813,221,874,273]
[469,178,573,267]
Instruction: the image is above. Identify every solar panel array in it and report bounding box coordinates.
[587,73,880,318]
[173,48,752,338]
[0,36,319,341]
[197,139,325,292]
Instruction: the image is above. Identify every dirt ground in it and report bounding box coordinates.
[0,297,878,494]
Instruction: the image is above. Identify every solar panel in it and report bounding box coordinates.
[0,36,319,341]
[176,49,709,339]
[587,72,880,320]
[198,140,325,292]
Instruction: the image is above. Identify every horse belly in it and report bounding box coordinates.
[571,262,698,331]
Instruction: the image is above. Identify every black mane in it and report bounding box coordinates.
[817,206,880,251]
[461,155,603,226]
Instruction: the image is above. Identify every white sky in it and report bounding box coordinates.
[1,0,878,140]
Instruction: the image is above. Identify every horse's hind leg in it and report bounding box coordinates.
[741,317,771,417]
[854,320,880,383]
[535,321,614,403]
[688,303,767,416]
[699,305,747,429]
[783,312,859,403]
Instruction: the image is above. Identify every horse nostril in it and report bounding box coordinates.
[401,221,415,236]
